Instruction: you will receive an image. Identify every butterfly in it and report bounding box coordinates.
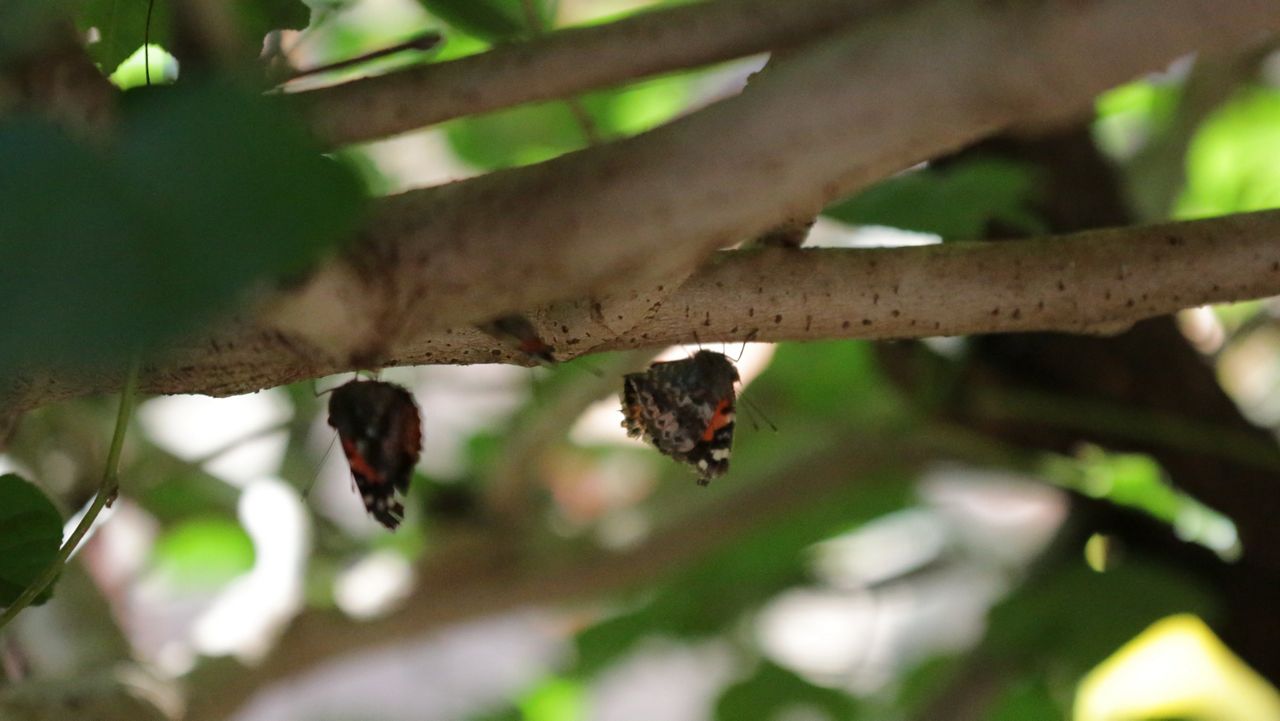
[621,350,739,484]
[327,379,422,529]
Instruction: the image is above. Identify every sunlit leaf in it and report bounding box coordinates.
[823,157,1045,240]
[1178,87,1280,218]
[0,474,64,606]
[77,0,173,74]
[151,517,255,589]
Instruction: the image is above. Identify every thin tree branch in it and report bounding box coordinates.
[8,209,1280,415]
[288,0,899,147]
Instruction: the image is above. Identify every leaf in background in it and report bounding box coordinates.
[986,561,1216,674]
[445,73,689,170]
[77,0,173,74]
[0,82,365,378]
[715,662,861,721]
[1178,88,1280,219]
[418,0,554,42]
[235,0,312,45]
[574,470,914,675]
[519,677,584,721]
[823,158,1045,240]
[150,517,255,589]
[986,678,1066,721]
[0,474,64,607]
[1,0,78,63]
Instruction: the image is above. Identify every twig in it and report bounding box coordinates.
[0,361,139,633]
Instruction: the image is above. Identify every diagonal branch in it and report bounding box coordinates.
[265,0,1280,367]
[289,0,901,148]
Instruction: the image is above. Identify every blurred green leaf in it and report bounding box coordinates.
[151,517,255,589]
[1,0,77,63]
[823,158,1045,240]
[716,662,860,721]
[109,43,179,90]
[1093,80,1181,160]
[520,677,584,721]
[986,678,1065,721]
[445,74,689,170]
[0,82,365,378]
[77,0,172,74]
[418,0,553,42]
[0,474,64,606]
[759,341,901,424]
[574,469,914,675]
[236,0,312,44]
[136,471,240,524]
[987,561,1215,674]
[1178,87,1280,218]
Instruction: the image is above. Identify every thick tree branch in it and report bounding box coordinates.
[289,0,898,147]
[9,209,1280,415]
[267,0,1280,367]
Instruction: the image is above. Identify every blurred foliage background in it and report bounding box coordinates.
[3,1,1280,720]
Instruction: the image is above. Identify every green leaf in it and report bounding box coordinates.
[444,74,690,170]
[76,0,173,74]
[76,0,309,73]
[0,82,365,378]
[574,469,914,675]
[0,474,64,607]
[716,663,861,721]
[986,561,1215,674]
[986,678,1065,721]
[235,0,312,45]
[418,0,554,42]
[823,158,1045,240]
[1178,87,1280,218]
[520,677,584,721]
[151,517,255,589]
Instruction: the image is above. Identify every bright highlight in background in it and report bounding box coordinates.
[1076,614,1280,721]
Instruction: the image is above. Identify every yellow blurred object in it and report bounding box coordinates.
[1076,614,1280,721]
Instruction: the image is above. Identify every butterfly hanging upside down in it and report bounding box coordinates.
[621,350,740,485]
[327,379,422,530]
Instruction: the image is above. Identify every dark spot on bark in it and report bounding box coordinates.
[1272,261,1280,272]
[1126,299,1135,307]
[873,293,880,305]
[1057,280,1066,291]
[1037,300,1045,310]
[1167,235,1182,246]
[730,326,739,333]
[657,285,665,291]
[842,320,851,329]
[490,349,502,357]
[748,307,755,317]
[991,308,1000,316]
[1012,308,1021,319]
[862,319,872,326]
[891,310,900,317]
[805,315,812,331]
[1105,290,1111,300]
[560,324,569,333]
[774,314,783,323]
[1211,283,1221,292]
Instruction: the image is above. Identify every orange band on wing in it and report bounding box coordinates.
[701,398,733,441]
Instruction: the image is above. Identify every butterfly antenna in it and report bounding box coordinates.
[302,433,340,501]
[733,329,760,363]
[740,394,778,433]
